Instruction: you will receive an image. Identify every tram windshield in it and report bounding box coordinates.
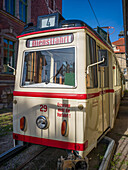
[22,47,75,88]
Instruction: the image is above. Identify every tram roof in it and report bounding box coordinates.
[19,12,112,49]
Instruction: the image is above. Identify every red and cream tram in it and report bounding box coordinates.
[13,12,123,163]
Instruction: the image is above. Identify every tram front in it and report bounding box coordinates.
[13,13,88,160]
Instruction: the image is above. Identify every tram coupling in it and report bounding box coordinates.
[57,151,88,170]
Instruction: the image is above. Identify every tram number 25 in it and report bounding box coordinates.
[40,105,47,112]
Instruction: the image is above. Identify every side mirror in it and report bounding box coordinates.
[98,50,108,67]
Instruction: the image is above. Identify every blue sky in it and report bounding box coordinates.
[62,0,123,43]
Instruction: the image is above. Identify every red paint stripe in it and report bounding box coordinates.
[87,89,114,99]
[17,26,113,54]
[103,89,114,94]
[13,133,88,151]
[87,91,101,99]
[13,89,114,99]
[13,91,87,100]
[17,27,87,38]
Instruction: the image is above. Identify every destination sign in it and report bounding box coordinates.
[27,34,73,48]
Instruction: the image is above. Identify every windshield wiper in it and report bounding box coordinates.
[45,64,64,84]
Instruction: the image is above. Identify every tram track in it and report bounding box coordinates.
[0,138,116,170]
[16,146,48,170]
[0,144,48,170]
[0,144,67,170]
[18,147,67,170]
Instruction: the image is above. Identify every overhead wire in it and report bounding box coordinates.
[87,0,100,26]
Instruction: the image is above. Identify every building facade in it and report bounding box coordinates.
[0,0,62,108]
[112,37,127,75]
[112,36,128,89]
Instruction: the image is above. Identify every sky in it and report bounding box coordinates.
[62,0,123,43]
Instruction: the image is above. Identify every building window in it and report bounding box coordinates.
[19,0,27,23]
[5,0,15,16]
[3,39,15,74]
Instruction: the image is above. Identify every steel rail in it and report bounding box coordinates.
[0,145,27,166]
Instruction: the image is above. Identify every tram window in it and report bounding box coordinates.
[116,65,118,86]
[116,63,118,86]
[97,45,101,88]
[22,47,75,88]
[114,61,116,86]
[86,34,98,88]
[116,65,121,86]
[104,66,109,87]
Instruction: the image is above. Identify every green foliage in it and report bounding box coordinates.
[0,112,13,137]
[116,153,121,156]
[99,155,104,160]
[110,152,128,169]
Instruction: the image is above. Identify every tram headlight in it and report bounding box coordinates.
[36,116,49,129]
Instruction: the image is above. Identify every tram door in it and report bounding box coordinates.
[99,59,110,132]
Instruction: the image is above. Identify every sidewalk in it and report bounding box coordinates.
[107,92,128,170]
